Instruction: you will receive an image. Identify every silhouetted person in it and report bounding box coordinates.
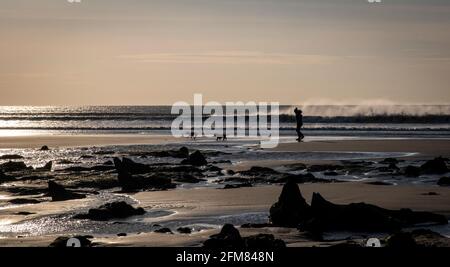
[294,108,304,142]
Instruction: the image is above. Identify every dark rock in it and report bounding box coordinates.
[410,229,450,247]
[93,150,115,155]
[203,224,285,248]
[222,183,252,189]
[117,233,127,237]
[420,157,448,174]
[8,198,40,204]
[241,223,272,228]
[269,180,311,227]
[173,174,206,183]
[48,181,86,201]
[323,171,339,176]
[49,235,92,247]
[114,157,152,174]
[0,154,24,160]
[154,228,173,234]
[301,192,448,233]
[385,232,417,248]
[40,145,50,151]
[14,211,35,216]
[103,160,114,165]
[0,161,31,172]
[149,147,189,158]
[203,224,244,248]
[437,177,450,186]
[275,173,331,184]
[74,201,145,221]
[57,159,75,164]
[365,181,394,186]
[177,227,192,234]
[181,151,207,166]
[80,155,95,159]
[379,158,399,164]
[244,234,286,248]
[422,192,439,196]
[36,161,52,171]
[404,165,421,177]
[0,170,14,183]
[307,164,344,172]
[114,158,175,191]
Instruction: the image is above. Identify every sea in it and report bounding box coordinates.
[0,105,449,138]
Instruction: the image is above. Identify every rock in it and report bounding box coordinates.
[239,166,280,176]
[36,161,52,171]
[222,183,252,189]
[307,164,344,172]
[301,192,448,233]
[173,174,206,183]
[421,157,448,174]
[404,165,421,177]
[14,211,35,216]
[114,158,175,191]
[240,223,272,228]
[0,170,14,183]
[385,232,417,248]
[365,181,394,186]
[243,234,286,248]
[269,180,311,227]
[114,157,152,174]
[437,177,450,186]
[8,198,40,204]
[49,235,92,247]
[0,161,31,172]
[203,224,285,248]
[181,151,207,166]
[410,229,450,247]
[379,158,399,164]
[154,228,173,234]
[48,181,86,201]
[57,159,75,164]
[149,147,189,158]
[117,233,127,237]
[74,201,145,221]
[323,171,339,176]
[177,227,192,234]
[275,173,331,184]
[422,192,439,196]
[40,145,50,151]
[0,154,24,160]
[203,224,244,248]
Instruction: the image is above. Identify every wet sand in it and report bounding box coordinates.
[0,134,181,149]
[272,139,450,157]
[1,182,449,247]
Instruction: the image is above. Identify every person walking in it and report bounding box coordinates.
[294,107,304,142]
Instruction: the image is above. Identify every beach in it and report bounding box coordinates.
[0,134,449,247]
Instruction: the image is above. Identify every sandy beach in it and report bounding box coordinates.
[0,135,449,247]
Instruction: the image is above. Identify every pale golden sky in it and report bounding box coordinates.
[1,0,450,105]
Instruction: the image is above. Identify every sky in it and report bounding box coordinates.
[0,0,449,105]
